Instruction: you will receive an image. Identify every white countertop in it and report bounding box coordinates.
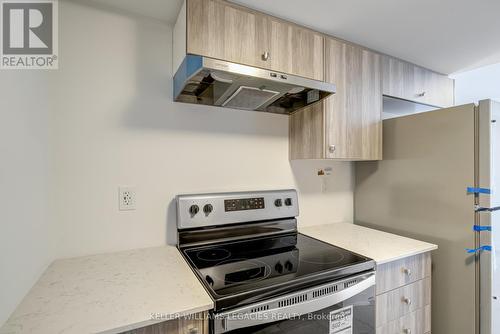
[1,224,437,333]
[300,223,437,264]
[0,246,213,334]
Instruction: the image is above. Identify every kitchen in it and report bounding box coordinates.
[0,0,499,333]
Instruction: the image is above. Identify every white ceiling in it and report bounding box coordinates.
[88,0,183,24]
[92,0,500,74]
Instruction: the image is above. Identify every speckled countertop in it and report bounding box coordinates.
[300,223,437,264]
[0,246,213,334]
[0,224,437,334]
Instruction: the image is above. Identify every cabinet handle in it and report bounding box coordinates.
[188,327,199,334]
[262,52,270,61]
[417,91,426,97]
[329,145,336,153]
[403,328,412,334]
[403,268,412,277]
[402,297,412,305]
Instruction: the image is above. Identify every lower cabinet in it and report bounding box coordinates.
[122,312,209,334]
[376,253,432,334]
[377,306,431,334]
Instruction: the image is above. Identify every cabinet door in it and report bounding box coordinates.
[382,56,415,100]
[269,19,324,81]
[383,56,454,107]
[423,71,454,107]
[186,0,269,69]
[324,38,382,160]
[289,102,326,160]
[290,25,324,81]
[414,66,455,107]
[187,0,323,81]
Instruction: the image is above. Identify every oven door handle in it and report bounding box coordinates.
[216,273,375,333]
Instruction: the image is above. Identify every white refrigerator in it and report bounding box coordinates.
[354,99,499,334]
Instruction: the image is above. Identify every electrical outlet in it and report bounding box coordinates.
[119,186,136,211]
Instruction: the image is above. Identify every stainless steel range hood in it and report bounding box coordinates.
[173,55,336,115]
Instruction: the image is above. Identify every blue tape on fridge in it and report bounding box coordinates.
[473,225,492,232]
[467,187,492,195]
[466,246,492,254]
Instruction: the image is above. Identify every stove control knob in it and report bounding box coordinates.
[284,198,293,206]
[274,199,283,207]
[189,205,199,216]
[285,261,293,271]
[275,262,283,274]
[203,204,213,215]
[205,275,214,287]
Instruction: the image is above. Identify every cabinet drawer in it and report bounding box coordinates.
[376,277,431,325]
[377,305,431,334]
[376,253,431,295]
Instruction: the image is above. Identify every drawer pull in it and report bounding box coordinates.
[403,329,411,334]
[403,268,412,277]
[402,297,412,305]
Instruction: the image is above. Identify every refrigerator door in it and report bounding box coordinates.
[479,99,500,334]
[355,104,477,334]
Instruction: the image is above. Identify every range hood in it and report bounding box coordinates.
[173,55,336,114]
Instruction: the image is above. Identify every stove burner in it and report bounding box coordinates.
[213,258,272,285]
[279,234,346,265]
[197,249,231,262]
[294,250,345,265]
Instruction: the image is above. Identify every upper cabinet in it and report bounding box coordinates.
[185,0,268,70]
[382,56,454,108]
[175,0,455,162]
[326,39,382,160]
[290,38,382,160]
[267,19,324,81]
[182,0,324,81]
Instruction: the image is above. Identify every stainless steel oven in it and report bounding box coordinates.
[214,272,375,333]
[176,190,376,334]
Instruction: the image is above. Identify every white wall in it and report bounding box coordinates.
[0,0,354,324]
[452,62,500,105]
[0,73,54,324]
[52,0,354,257]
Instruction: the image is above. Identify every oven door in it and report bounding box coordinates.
[214,272,375,334]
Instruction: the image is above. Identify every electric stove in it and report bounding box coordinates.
[176,190,376,333]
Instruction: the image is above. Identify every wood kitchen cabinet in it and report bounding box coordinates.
[290,38,382,160]
[267,18,324,81]
[181,0,324,81]
[122,312,209,334]
[376,253,432,334]
[383,56,454,108]
[186,0,268,70]
[176,0,454,162]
